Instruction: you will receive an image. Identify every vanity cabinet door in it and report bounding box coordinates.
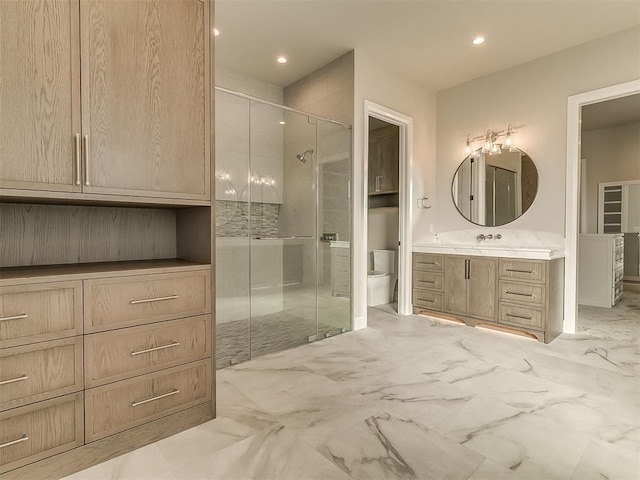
[0,0,81,193]
[444,256,468,315]
[467,257,497,321]
[80,0,210,200]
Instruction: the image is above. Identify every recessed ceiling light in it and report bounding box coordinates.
[472,36,485,45]
[279,121,286,125]
[213,28,220,36]
[276,56,287,64]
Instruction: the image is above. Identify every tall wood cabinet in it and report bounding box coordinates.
[0,1,215,478]
[1,0,210,202]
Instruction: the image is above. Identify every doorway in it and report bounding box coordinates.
[363,101,413,316]
[565,79,640,336]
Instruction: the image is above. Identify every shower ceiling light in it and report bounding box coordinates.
[472,36,485,45]
[276,56,287,64]
[465,125,519,155]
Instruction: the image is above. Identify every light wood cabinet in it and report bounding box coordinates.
[80,0,209,200]
[368,125,399,194]
[444,256,497,321]
[1,0,210,202]
[414,253,564,343]
[0,0,81,193]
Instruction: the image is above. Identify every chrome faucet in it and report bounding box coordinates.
[476,233,502,241]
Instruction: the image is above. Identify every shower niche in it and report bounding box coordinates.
[215,89,353,368]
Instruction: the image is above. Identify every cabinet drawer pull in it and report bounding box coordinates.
[131,342,180,356]
[131,389,180,407]
[0,374,28,386]
[130,295,179,305]
[505,291,533,297]
[0,313,28,322]
[0,434,29,449]
[420,280,436,284]
[83,134,90,186]
[419,298,435,303]
[418,262,438,266]
[74,133,81,185]
[506,269,534,274]
[506,313,533,320]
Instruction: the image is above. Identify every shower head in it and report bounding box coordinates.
[296,149,314,163]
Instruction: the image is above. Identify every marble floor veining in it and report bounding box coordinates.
[64,306,639,480]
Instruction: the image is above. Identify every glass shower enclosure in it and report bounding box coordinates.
[214,88,352,368]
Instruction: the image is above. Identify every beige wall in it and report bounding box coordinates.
[353,51,437,325]
[582,122,640,233]
[435,26,640,239]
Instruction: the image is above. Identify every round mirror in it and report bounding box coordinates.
[452,148,538,226]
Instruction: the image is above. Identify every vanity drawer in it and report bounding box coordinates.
[499,259,545,283]
[332,248,350,260]
[499,281,545,307]
[84,315,211,388]
[0,393,84,474]
[0,338,83,412]
[0,281,83,349]
[413,272,444,292]
[84,269,211,333]
[85,360,211,442]
[499,303,544,330]
[413,253,444,273]
[413,289,443,311]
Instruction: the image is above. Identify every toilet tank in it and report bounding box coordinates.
[372,249,396,274]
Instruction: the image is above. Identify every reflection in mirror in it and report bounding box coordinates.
[452,148,538,226]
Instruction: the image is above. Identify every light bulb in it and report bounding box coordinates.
[464,134,472,155]
[490,143,502,155]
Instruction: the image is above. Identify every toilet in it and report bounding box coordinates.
[367,249,397,306]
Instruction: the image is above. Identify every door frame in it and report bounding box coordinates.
[564,79,640,333]
[363,100,413,315]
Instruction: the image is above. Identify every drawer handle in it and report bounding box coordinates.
[131,342,180,356]
[132,389,180,407]
[0,434,29,449]
[419,262,438,266]
[421,280,436,284]
[506,269,534,274]
[0,374,28,386]
[420,298,436,303]
[0,313,28,322]
[506,313,533,320]
[505,291,533,297]
[130,295,179,305]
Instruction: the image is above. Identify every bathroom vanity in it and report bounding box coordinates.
[412,246,564,343]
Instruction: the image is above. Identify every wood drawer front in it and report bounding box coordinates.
[413,272,444,292]
[499,260,545,283]
[85,315,211,388]
[332,248,350,260]
[0,338,83,412]
[413,290,443,311]
[85,360,211,442]
[499,303,544,330]
[413,253,443,272]
[84,270,211,333]
[0,392,84,474]
[0,282,82,349]
[499,282,545,307]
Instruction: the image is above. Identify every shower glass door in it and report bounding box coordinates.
[249,104,318,357]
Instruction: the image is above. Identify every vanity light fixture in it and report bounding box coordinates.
[465,125,518,156]
[276,56,287,64]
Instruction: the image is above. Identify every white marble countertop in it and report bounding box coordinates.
[413,243,565,260]
[330,241,349,248]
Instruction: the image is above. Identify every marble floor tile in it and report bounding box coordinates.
[570,438,640,480]
[435,398,592,480]
[173,424,351,480]
[317,410,485,480]
[466,459,527,480]
[63,444,177,480]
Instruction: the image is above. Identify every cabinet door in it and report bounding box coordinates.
[468,257,497,321]
[444,256,467,315]
[0,0,81,192]
[368,125,399,193]
[80,0,210,200]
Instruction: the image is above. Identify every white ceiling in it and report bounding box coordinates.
[215,0,640,92]
[582,94,640,131]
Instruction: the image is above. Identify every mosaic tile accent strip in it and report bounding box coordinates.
[216,201,280,237]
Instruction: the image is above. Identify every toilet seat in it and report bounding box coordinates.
[367,270,387,278]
